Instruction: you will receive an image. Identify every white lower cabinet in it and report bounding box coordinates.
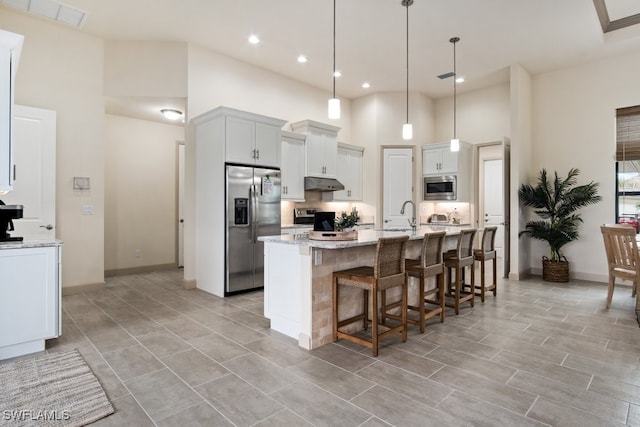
[263,243,304,342]
[0,244,61,360]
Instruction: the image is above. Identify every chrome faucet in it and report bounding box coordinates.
[400,200,417,233]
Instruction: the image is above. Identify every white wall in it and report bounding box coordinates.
[351,92,435,226]
[531,50,640,282]
[104,114,184,272]
[1,11,105,289]
[104,41,188,97]
[434,83,510,144]
[186,43,352,139]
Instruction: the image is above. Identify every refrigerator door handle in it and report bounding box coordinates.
[251,184,259,244]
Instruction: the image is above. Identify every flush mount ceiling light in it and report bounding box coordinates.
[1,0,88,28]
[362,82,371,89]
[450,36,460,152]
[297,55,308,63]
[248,34,260,44]
[328,0,341,120]
[401,0,413,141]
[160,108,183,121]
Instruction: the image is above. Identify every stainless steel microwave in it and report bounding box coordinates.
[423,175,456,201]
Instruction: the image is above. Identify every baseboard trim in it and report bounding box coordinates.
[182,279,197,289]
[62,282,105,296]
[104,263,177,277]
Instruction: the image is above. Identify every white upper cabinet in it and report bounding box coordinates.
[290,120,340,179]
[0,30,23,194]
[422,143,462,175]
[224,109,287,168]
[281,131,305,201]
[326,142,364,201]
[422,141,472,202]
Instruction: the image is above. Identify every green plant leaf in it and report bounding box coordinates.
[518,168,600,260]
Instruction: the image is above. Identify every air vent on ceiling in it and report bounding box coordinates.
[1,0,88,29]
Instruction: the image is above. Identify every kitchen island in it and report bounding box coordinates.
[259,227,464,349]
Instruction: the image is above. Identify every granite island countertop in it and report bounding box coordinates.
[260,226,466,249]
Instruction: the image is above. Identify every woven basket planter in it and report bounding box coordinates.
[542,256,569,282]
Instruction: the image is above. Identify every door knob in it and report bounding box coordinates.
[40,224,54,230]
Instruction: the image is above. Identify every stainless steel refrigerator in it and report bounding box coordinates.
[226,164,281,295]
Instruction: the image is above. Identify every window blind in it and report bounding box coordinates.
[617,106,640,161]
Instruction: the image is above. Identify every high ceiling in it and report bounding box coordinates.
[4,0,640,123]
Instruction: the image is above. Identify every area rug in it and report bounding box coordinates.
[0,350,114,426]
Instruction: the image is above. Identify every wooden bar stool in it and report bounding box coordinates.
[383,231,446,333]
[474,226,498,302]
[332,235,409,356]
[443,228,477,315]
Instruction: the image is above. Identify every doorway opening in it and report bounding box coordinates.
[476,138,510,278]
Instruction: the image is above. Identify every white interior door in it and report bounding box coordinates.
[483,158,504,258]
[382,147,413,229]
[178,142,185,268]
[2,105,56,240]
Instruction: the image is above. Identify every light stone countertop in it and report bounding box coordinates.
[0,239,63,250]
[260,226,466,249]
[281,223,374,230]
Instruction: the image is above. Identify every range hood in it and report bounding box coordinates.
[304,176,345,192]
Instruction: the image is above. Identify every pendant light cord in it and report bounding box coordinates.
[453,40,456,139]
[332,0,336,99]
[450,37,459,139]
[405,1,409,124]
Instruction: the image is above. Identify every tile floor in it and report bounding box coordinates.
[43,269,640,426]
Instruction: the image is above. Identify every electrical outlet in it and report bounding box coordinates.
[134,249,142,258]
[82,205,94,215]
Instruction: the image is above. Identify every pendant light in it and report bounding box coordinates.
[450,36,460,152]
[401,0,413,140]
[328,0,341,119]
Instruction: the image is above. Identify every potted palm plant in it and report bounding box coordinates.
[518,168,601,282]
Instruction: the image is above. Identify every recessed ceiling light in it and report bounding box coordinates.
[160,109,183,121]
[297,55,308,63]
[248,34,260,44]
[362,82,371,89]
[333,70,342,78]
[456,76,465,83]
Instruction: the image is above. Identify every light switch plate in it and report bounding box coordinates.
[82,204,94,215]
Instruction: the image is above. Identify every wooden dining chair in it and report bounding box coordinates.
[600,224,639,309]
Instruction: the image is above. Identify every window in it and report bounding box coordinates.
[616,106,640,232]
